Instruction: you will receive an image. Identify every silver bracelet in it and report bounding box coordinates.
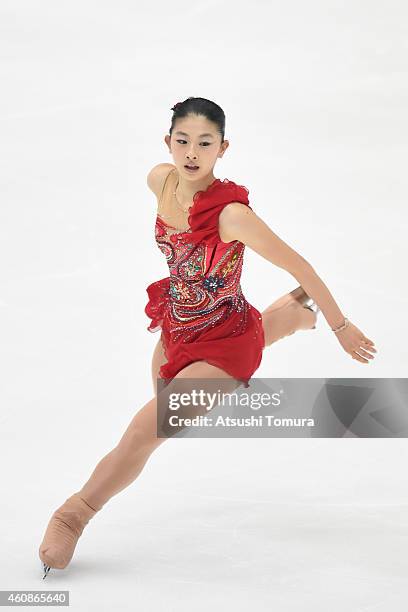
[332,318,349,333]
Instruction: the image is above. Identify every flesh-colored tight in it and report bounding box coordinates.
[77,292,315,511]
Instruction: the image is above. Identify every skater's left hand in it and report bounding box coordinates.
[334,320,377,363]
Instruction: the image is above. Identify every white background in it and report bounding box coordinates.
[1,1,407,610]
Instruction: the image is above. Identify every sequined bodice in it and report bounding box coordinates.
[155,215,248,342]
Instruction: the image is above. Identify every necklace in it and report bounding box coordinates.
[157,178,190,221]
[172,179,192,213]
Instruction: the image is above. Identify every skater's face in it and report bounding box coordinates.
[165,114,229,177]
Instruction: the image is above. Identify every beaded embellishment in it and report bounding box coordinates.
[154,215,250,343]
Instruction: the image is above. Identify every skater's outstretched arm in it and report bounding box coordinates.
[218,203,377,364]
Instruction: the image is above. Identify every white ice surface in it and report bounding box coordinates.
[1,1,407,610]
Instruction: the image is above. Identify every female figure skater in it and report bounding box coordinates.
[38,97,377,578]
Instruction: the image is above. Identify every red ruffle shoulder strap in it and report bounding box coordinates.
[187,178,252,246]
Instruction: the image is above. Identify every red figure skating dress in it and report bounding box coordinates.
[145,168,265,387]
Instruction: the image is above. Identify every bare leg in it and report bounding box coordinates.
[38,396,164,573]
[78,359,237,508]
[39,359,236,572]
[77,399,165,511]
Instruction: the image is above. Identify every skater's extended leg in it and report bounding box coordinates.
[80,359,238,508]
[39,359,235,573]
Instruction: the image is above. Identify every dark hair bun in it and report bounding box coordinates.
[171,101,183,111]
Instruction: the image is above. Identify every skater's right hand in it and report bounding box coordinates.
[334,320,377,364]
